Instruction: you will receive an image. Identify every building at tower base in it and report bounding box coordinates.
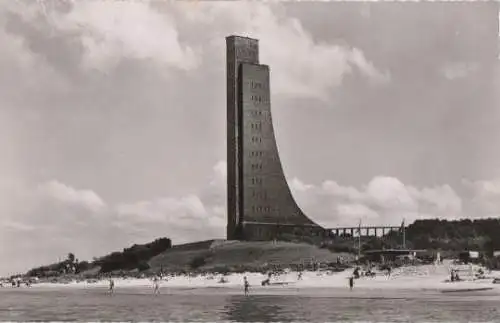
[226,35,326,241]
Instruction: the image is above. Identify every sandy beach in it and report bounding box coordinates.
[23,262,500,295]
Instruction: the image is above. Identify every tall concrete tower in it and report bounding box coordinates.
[226,35,324,241]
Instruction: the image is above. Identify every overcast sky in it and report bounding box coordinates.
[0,1,498,275]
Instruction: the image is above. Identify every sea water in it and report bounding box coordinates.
[1,286,499,322]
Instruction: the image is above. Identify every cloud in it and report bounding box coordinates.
[38,180,106,212]
[209,160,227,188]
[336,204,379,220]
[67,2,198,71]
[290,175,463,228]
[289,177,314,192]
[2,1,199,74]
[3,220,35,232]
[462,179,500,216]
[169,1,389,101]
[441,61,479,80]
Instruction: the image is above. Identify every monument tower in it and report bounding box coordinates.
[226,35,325,241]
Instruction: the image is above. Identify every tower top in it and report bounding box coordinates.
[226,35,259,42]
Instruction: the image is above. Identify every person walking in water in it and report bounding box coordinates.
[348,276,354,291]
[243,276,250,296]
[109,277,115,295]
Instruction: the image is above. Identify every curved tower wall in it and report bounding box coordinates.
[226,35,324,241]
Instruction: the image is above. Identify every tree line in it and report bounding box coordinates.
[25,237,172,278]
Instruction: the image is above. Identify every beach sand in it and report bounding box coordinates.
[24,262,500,297]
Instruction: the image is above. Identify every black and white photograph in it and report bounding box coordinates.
[0,0,499,321]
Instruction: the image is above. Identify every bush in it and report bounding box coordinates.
[137,262,150,272]
[189,255,207,269]
[76,261,92,273]
[96,237,172,273]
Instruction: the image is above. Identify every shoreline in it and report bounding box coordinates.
[7,264,500,295]
[5,283,500,300]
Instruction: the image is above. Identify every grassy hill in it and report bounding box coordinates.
[22,238,353,279]
[148,240,354,273]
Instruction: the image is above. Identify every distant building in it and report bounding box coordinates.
[225,35,324,241]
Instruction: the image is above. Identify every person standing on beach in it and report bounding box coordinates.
[109,278,115,295]
[243,276,250,296]
[348,276,354,291]
[153,276,160,295]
